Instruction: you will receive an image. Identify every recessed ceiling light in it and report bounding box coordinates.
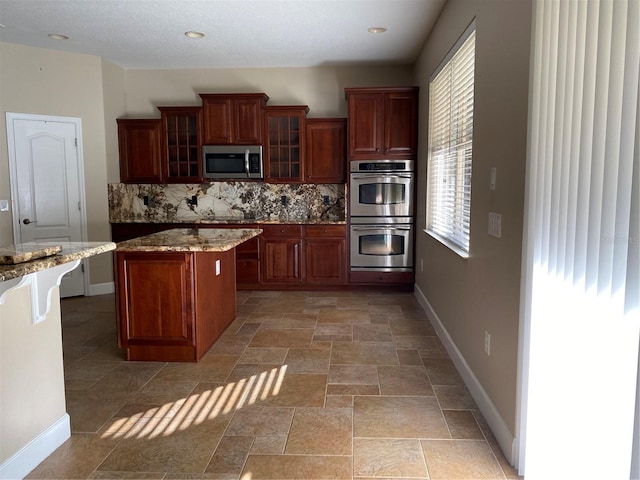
[48,33,69,40]
[367,27,387,34]
[185,31,205,39]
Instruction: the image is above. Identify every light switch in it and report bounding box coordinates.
[0,200,8,212]
[489,212,502,238]
[490,167,497,191]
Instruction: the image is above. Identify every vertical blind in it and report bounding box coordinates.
[427,28,476,254]
[520,0,639,477]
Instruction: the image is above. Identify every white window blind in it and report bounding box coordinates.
[426,28,476,255]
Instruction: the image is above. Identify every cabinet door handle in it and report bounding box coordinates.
[244,149,250,178]
[294,243,299,278]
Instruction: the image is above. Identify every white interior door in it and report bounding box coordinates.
[7,113,87,297]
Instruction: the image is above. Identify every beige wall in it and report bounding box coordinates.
[0,43,118,286]
[413,0,532,434]
[0,283,66,463]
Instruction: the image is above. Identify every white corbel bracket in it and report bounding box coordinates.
[0,260,81,324]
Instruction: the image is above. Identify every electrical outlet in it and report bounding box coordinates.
[0,200,9,212]
[488,212,502,238]
[191,195,198,206]
[484,330,491,356]
[143,195,149,206]
[281,195,287,205]
[322,196,330,205]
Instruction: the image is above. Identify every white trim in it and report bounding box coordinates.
[0,414,70,480]
[414,284,517,466]
[5,113,89,296]
[88,281,115,296]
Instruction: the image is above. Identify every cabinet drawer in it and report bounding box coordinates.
[262,225,303,237]
[305,225,346,237]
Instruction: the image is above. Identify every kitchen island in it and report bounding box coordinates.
[114,227,262,362]
[0,241,116,480]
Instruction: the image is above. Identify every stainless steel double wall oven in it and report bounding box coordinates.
[349,160,414,272]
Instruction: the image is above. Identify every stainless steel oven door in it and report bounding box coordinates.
[349,172,414,218]
[350,224,414,271]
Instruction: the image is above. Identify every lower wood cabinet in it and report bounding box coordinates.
[260,224,347,285]
[305,225,347,284]
[115,249,236,362]
[261,225,303,284]
[111,222,349,289]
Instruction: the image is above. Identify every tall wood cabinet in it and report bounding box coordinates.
[200,93,268,145]
[345,87,419,160]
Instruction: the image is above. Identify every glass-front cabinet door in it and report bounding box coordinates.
[159,106,202,182]
[264,106,308,182]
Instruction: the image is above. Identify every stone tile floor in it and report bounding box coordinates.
[26,291,522,479]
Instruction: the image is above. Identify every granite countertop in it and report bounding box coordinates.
[113,217,346,226]
[0,241,116,282]
[115,228,263,252]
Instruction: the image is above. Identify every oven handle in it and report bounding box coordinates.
[352,226,412,231]
[351,173,413,180]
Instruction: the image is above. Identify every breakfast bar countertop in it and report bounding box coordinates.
[115,227,263,253]
[0,241,116,282]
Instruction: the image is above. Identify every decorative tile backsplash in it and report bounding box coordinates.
[108,183,346,223]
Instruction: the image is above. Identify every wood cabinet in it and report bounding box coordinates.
[264,106,309,182]
[117,119,163,183]
[345,87,419,160]
[261,224,303,283]
[200,93,268,145]
[159,106,202,182]
[305,225,347,284]
[305,118,346,183]
[115,248,236,362]
[111,223,350,289]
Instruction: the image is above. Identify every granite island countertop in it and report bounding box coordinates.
[0,241,116,282]
[115,228,263,252]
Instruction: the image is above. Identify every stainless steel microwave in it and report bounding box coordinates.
[202,145,263,180]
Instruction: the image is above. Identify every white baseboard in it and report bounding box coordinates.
[414,285,517,466]
[88,282,114,296]
[0,414,70,480]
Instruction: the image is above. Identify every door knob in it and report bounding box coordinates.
[22,218,33,224]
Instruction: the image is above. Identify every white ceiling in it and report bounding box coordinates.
[0,0,446,70]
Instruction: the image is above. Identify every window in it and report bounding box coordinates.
[426,25,476,256]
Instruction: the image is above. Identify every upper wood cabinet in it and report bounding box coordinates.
[200,93,268,145]
[264,105,309,182]
[305,118,346,183]
[345,87,419,160]
[158,106,202,183]
[117,119,163,183]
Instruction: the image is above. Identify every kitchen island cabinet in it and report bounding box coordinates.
[114,228,261,362]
